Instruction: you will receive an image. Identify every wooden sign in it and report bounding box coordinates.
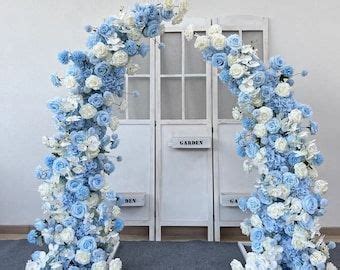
[220,192,249,207]
[168,136,211,149]
[117,192,146,207]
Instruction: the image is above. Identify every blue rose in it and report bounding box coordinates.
[245,142,259,159]
[94,62,110,77]
[312,153,324,166]
[124,40,138,56]
[143,20,160,38]
[282,65,294,77]
[138,43,150,57]
[27,230,39,244]
[283,172,299,188]
[71,201,87,219]
[287,152,302,166]
[161,9,174,21]
[211,53,227,69]
[103,161,115,174]
[253,71,266,87]
[88,174,104,191]
[75,185,90,201]
[98,23,113,37]
[96,111,110,126]
[34,219,46,231]
[270,55,285,70]
[242,117,255,130]
[310,121,318,135]
[88,93,104,109]
[44,154,56,167]
[92,248,107,262]
[78,236,97,251]
[114,218,124,232]
[298,104,312,118]
[50,74,62,87]
[302,195,318,214]
[260,85,274,101]
[251,241,263,253]
[226,34,242,50]
[250,228,265,242]
[47,98,62,114]
[247,197,261,213]
[202,47,217,61]
[266,118,281,134]
[52,158,69,175]
[148,5,161,20]
[71,131,86,145]
[134,12,147,29]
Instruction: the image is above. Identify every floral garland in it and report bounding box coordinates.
[188,25,337,269]
[25,1,188,269]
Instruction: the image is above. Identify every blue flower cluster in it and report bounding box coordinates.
[27,2,186,269]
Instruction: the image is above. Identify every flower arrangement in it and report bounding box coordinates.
[189,25,337,269]
[26,1,188,269]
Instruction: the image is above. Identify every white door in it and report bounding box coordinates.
[155,18,214,241]
[108,37,156,240]
[212,16,269,241]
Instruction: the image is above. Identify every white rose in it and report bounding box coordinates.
[313,180,328,194]
[92,42,109,58]
[63,76,77,89]
[267,202,285,219]
[79,104,97,119]
[239,78,255,94]
[252,95,263,107]
[230,259,244,270]
[60,227,75,244]
[109,117,120,131]
[307,142,319,158]
[310,250,327,266]
[25,261,40,270]
[194,35,210,51]
[275,82,291,97]
[232,107,242,120]
[111,50,128,67]
[288,109,303,123]
[86,136,100,152]
[75,250,91,265]
[211,33,226,50]
[85,75,102,90]
[291,198,302,213]
[256,106,273,123]
[240,221,250,236]
[207,24,222,36]
[91,261,107,270]
[268,184,290,199]
[184,24,194,40]
[253,124,267,138]
[112,205,121,218]
[229,63,244,79]
[274,137,287,153]
[87,193,100,208]
[294,162,308,178]
[250,214,262,228]
[109,258,122,270]
[227,54,238,66]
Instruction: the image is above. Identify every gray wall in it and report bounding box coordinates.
[1,0,340,226]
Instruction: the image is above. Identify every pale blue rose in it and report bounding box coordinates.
[88,174,104,191]
[226,34,242,50]
[250,228,265,242]
[247,197,261,213]
[211,53,227,69]
[71,201,87,219]
[270,55,285,70]
[52,158,69,175]
[78,236,97,251]
[302,195,318,214]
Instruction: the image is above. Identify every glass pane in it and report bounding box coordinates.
[128,78,150,119]
[218,80,237,119]
[131,37,150,74]
[161,32,182,74]
[185,31,205,74]
[242,31,264,60]
[112,96,126,119]
[185,77,206,119]
[161,78,182,119]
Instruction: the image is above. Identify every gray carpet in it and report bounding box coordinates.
[0,240,339,270]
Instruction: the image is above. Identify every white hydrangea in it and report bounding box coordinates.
[275,82,291,97]
[112,205,121,218]
[310,250,327,266]
[290,198,302,213]
[232,107,242,120]
[91,261,107,270]
[85,75,102,90]
[268,184,290,199]
[109,116,120,131]
[250,214,263,228]
[184,24,194,40]
[292,226,309,250]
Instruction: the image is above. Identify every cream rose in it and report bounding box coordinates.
[60,227,75,244]
[256,106,273,123]
[111,50,128,67]
[288,109,303,123]
[313,180,328,194]
[63,76,77,89]
[250,214,262,228]
[294,162,308,178]
[109,258,122,270]
[79,104,97,119]
[227,54,238,66]
[267,202,285,219]
[274,137,288,153]
[253,123,267,138]
[211,33,226,50]
[275,82,291,97]
[92,42,109,59]
[207,24,222,36]
[75,250,91,265]
[194,35,210,51]
[229,63,244,79]
[85,75,102,90]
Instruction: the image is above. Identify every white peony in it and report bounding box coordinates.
[211,33,226,50]
[79,104,97,119]
[256,106,273,123]
[275,82,291,97]
[91,261,107,270]
[313,180,328,194]
[207,24,222,36]
[230,259,244,270]
[60,227,75,244]
[63,76,77,89]
[253,124,267,138]
[294,162,308,178]
[310,250,327,266]
[75,250,91,265]
[250,214,262,228]
[229,63,244,79]
[274,137,287,153]
[109,258,122,270]
[111,50,128,67]
[239,78,255,94]
[184,24,194,40]
[267,202,285,219]
[92,42,109,58]
[288,109,303,123]
[232,107,242,120]
[85,75,102,90]
[194,35,210,50]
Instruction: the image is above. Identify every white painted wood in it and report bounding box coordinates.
[212,16,269,241]
[155,17,214,241]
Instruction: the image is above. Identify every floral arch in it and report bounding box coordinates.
[26,1,337,269]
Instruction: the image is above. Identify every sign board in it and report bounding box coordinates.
[117,192,146,207]
[220,192,249,207]
[168,136,211,149]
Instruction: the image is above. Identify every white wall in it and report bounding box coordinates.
[1,0,340,226]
